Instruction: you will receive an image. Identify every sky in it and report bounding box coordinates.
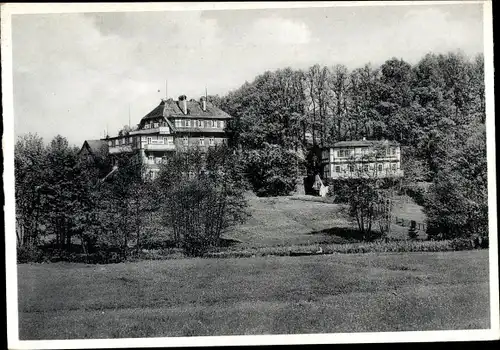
[10,2,485,146]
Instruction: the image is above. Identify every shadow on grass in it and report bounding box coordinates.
[309,226,385,243]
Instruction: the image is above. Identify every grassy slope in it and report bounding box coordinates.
[18,250,490,339]
[226,196,352,247]
[226,194,427,247]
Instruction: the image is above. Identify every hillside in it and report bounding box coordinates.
[224,194,428,248]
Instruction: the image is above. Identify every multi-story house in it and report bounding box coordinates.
[82,95,232,179]
[321,138,404,180]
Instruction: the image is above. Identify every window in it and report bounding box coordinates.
[349,165,355,173]
[391,163,397,171]
[183,136,188,146]
[108,141,112,147]
[198,120,203,128]
[199,137,205,146]
[175,119,181,128]
[209,137,215,146]
[363,164,369,172]
[153,122,159,128]
[129,137,133,144]
[162,156,168,164]
[186,120,191,128]
[390,148,396,156]
[324,165,330,178]
[338,150,344,157]
[220,121,225,128]
[211,120,216,128]
[148,155,154,163]
[167,137,174,145]
[147,137,152,144]
[335,166,341,173]
[163,137,168,144]
[217,121,222,128]
[378,164,383,172]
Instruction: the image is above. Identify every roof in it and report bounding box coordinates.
[79,139,108,155]
[326,139,400,148]
[140,99,233,124]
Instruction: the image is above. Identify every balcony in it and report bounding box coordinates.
[109,145,133,154]
[130,126,171,135]
[330,169,404,179]
[143,143,176,151]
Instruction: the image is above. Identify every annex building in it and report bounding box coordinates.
[321,138,404,180]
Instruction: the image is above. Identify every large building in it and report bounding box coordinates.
[81,95,232,179]
[321,138,404,180]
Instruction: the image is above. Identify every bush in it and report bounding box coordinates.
[243,143,301,197]
[17,245,46,263]
[450,238,474,251]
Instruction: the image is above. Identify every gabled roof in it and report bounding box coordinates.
[328,139,400,148]
[140,99,233,125]
[79,139,108,155]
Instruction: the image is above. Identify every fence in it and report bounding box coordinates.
[393,216,427,232]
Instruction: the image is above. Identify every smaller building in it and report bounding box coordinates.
[78,139,109,162]
[321,138,404,180]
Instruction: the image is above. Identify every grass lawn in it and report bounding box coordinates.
[225,194,428,247]
[226,195,352,248]
[18,250,490,339]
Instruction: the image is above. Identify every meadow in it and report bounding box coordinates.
[18,250,490,339]
[17,195,490,339]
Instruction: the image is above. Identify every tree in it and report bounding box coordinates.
[15,133,48,247]
[244,143,302,197]
[156,145,249,256]
[336,146,398,240]
[424,122,488,239]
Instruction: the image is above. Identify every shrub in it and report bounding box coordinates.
[450,238,474,251]
[17,244,45,263]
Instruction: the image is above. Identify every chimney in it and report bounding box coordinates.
[200,96,207,111]
[178,95,187,115]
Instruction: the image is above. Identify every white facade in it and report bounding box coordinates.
[322,140,404,179]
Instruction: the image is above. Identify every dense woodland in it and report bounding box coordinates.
[15,51,489,262]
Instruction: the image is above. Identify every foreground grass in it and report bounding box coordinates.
[18,250,490,339]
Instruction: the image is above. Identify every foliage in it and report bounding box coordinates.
[205,239,477,259]
[15,133,48,247]
[424,122,488,239]
[243,143,302,196]
[156,145,249,256]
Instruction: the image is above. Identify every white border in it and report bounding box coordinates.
[2,1,498,349]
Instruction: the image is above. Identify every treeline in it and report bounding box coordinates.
[15,134,248,262]
[211,51,488,239]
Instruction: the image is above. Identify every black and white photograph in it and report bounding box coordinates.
[2,1,498,348]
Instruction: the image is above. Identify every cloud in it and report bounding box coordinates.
[242,17,311,45]
[10,6,484,146]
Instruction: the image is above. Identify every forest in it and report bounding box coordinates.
[14,51,489,262]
